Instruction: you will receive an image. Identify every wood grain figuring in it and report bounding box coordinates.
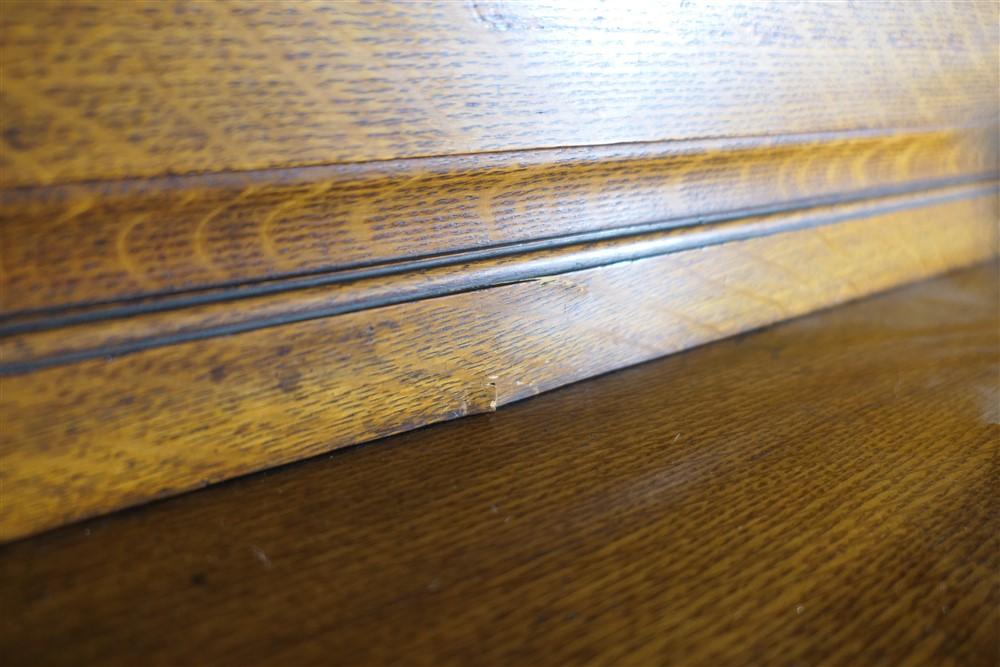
[1,1,996,187]
[2,0,998,546]
[3,127,995,313]
[0,263,996,666]
[1,181,993,371]
[1,197,996,542]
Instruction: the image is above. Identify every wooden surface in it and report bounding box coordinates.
[2,0,996,313]
[1,262,996,666]
[3,181,993,370]
[2,191,996,542]
[4,128,993,313]
[2,1,995,187]
[2,0,998,540]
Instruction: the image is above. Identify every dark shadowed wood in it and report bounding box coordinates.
[1,263,996,666]
[1,194,995,542]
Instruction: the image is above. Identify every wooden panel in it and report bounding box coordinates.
[0,192,995,541]
[2,0,998,543]
[0,181,992,372]
[1,1,996,187]
[0,263,995,666]
[2,127,995,313]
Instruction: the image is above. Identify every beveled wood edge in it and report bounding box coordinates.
[0,124,980,198]
[1,195,996,542]
[2,177,996,374]
[2,125,995,314]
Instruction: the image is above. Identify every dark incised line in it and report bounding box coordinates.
[0,171,994,336]
[0,179,994,376]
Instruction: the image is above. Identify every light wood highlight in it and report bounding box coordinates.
[2,0,998,543]
[1,1,996,187]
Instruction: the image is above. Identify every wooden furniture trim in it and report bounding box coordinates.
[1,176,995,374]
[2,0,997,543]
[2,264,996,666]
[3,126,995,314]
[1,192,996,541]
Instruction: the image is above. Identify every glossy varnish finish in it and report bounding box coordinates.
[2,0,997,313]
[1,193,995,542]
[1,263,996,666]
[3,181,992,371]
[2,1,995,187]
[4,128,993,313]
[2,0,998,541]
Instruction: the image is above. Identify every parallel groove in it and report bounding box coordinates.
[1,171,994,329]
[2,198,995,541]
[2,178,995,375]
[2,0,997,548]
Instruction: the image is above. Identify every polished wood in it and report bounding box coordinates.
[1,192,995,542]
[2,1,995,188]
[3,181,993,371]
[2,0,998,541]
[2,1,996,314]
[2,128,993,313]
[1,263,996,666]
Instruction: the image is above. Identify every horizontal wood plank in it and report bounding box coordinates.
[1,1,996,187]
[2,0,998,543]
[2,127,995,313]
[1,180,993,372]
[0,192,995,541]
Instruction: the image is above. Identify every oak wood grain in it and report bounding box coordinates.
[1,180,993,371]
[3,127,994,313]
[1,194,995,542]
[2,0,998,548]
[1,1,996,188]
[1,262,995,666]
